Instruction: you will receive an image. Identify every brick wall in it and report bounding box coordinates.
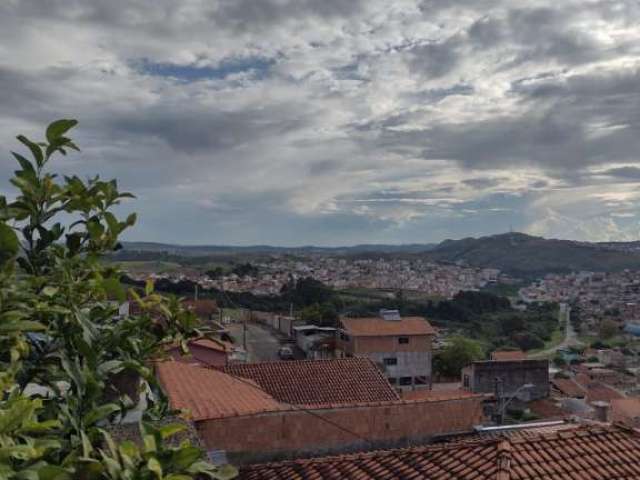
[196,396,484,464]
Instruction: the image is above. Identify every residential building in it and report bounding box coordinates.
[238,424,640,479]
[156,359,484,464]
[220,357,399,405]
[164,337,234,367]
[610,398,640,427]
[336,310,436,390]
[462,359,549,401]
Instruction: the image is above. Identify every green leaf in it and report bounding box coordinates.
[145,278,155,296]
[11,152,36,177]
[147,457,163,479]
[46,119,78,143]
[101,277,126,302]
[158,423,186,440]
[16,135,44,167]
[0,222,19,266]
[84,403,120,426]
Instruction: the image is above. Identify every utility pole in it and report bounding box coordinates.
[494,377,504,425]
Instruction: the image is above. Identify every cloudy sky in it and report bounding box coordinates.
[1,0,640,246]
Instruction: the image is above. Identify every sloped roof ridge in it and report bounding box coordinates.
[244,436,504,470]
[241,424,636,473]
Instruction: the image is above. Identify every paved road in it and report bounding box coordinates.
[227,321,283,362]
[530,303,582,358]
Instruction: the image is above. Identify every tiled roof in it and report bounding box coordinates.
[221,357,399,406]
[551,378,586,398]
[239,425,640,479]
[401,388,478,401]
[585,382,625,403]
[611,398,640,423]
[527,399,567,420]
[182,299,218,317]
[340,316,435,336]
[156,361,284,421]
[491,350,527,361]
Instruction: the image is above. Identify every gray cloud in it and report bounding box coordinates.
[1,0,640,245]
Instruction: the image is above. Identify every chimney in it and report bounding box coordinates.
[591,401,610,422]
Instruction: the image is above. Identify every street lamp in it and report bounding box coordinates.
[495,381,534,425]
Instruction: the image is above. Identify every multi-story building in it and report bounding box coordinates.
[335,310,436,390]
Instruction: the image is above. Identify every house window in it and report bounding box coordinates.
[398,337,409,344]
[415,376,427,385]
[383,357,398,366]
[388,377,397,385]
[463,375,470,388]
[399,377,412,386]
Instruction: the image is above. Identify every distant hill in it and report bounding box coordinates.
[118,241,437,257]
[423,233,640,277]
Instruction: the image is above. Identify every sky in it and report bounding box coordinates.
[1,0,639,246]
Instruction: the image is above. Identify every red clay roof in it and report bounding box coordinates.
[239,425,640,479]
[491,350,527,361]
[585,382,625,403]
[551,377,586,398]
[340,316,435,336]
[182,299,218,317]
[221,357,399,406]
[156,361,284,421]
[401,388,478,401]
[611,398,640,423]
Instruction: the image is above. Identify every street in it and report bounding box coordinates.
[227,321,284,362]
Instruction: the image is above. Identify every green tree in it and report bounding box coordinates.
[0,120,236,479]
[434,336,485,378]
[599,319,618,339]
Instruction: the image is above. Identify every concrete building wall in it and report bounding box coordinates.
[463,359,549,401]
[196,396,484,465]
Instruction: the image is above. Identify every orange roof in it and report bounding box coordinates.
[221,358,399,406]
[551,378,586,398]
[491,350,527,361]
[340,316,435,336]
[164,336,233,354]
[585,382,625,403]
[611,398,640,423]
[182,299,218,317]
[401,388,479,401]
[156,361,283,421]
[239,425,640,479]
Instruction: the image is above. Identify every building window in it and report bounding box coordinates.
[388,377,397,385]
[399,377,412,386]
[463,375,470,388]
[383,357,398,366]
[398,337,409,344]
[415,376,427,385]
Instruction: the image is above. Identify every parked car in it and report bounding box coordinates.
[278,346,294,360]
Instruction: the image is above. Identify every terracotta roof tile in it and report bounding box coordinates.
[401,388,478,401]
[221,357,399,406]
[551,378,587,398]
[611,398,640,424]
[492,350,527,361]
[585,382,625,403]
[340,316,435,336]
[156,361,284,421]
[239,425,640,479]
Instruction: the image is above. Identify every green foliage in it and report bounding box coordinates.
[0,120,236,479]
[598,319,618,339]
[434,336,485,378]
